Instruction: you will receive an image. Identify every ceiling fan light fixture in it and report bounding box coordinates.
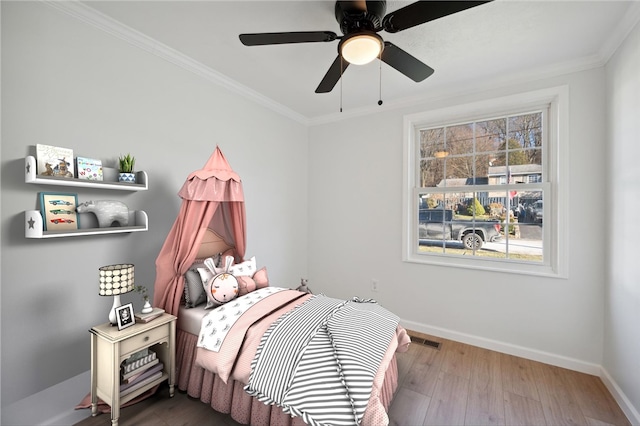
[339,32,383,65]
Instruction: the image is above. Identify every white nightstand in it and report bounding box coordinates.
[89,313,176,426]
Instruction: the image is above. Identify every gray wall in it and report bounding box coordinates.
[1,1,308,409]
[308,68,608,367]
[306,29,639,419]
[604,18,640,417]
[2,0,639,423]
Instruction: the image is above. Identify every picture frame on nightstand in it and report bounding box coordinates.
[115,303,135,330]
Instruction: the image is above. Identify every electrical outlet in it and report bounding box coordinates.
[371,279,379,292]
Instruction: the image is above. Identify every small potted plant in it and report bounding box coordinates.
[118,153,136,183]
[135,285,153,313]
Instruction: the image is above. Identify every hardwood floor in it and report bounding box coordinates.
[74,331,630,426]
[390,331,630,426]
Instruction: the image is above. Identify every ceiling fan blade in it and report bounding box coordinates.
[315,55,350,93]
[380,42,434,82]
[383,1,491,33]
[239,31,337,46]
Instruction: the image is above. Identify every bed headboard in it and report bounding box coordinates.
[196,228,234,260]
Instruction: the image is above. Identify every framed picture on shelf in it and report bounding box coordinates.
[115,303,136,330]
[35,144,74,178]
[39,192,79,231]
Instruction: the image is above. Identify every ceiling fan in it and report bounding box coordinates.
[239,1,491,94]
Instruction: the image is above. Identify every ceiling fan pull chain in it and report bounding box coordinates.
[378,54,383,106]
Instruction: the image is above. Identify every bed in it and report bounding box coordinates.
[152,147,409,425]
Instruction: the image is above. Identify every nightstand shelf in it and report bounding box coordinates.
[90,313,176,426]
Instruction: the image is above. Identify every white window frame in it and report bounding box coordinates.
[402,87,568,278]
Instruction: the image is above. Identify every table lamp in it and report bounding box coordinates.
[99,264,135,325]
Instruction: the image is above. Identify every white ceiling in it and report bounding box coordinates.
[79,0,639,122]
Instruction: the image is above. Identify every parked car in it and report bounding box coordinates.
[533,200,543,222]
[418,208,501,250]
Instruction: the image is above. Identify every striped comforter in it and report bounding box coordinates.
[244,294,399,426]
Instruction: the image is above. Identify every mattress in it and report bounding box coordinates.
[177,303,208,335]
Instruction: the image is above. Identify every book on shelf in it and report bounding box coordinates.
[121,362,164,389]
[76,156,103,181]
[121,349,157,377]
[121,358,159,381]
[121,370,163,397]
[134,307,165,323]
[126,348,149,363]
[36,144,74,178]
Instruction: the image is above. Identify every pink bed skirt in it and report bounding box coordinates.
[175,329,398,425]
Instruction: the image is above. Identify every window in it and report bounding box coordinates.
[403,87,568,277]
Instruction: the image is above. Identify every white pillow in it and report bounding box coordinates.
[197,267,214,288]
[229,256,256,277]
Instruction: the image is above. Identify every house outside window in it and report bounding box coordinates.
[403,87,568,277]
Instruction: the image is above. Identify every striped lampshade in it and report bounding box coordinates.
[98,264,134,296]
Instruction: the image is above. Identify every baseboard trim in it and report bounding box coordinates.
[400,318,639,425]
[400,319,601,374]
[1,371,91,426]
[599,367,640,425]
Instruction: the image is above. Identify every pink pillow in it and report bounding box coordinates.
[236,276,257,296]
[253,267,269,289]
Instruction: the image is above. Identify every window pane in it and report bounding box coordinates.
[474,154,492,183]
[507,149,528,168]
[446,123,474,156]
[476,118,506,153]
[420,158,445,187]
[447,155,475,184]
[508,113,542,149]
[420,128,445,158]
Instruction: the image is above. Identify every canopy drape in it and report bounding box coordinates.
[153,146,246,315]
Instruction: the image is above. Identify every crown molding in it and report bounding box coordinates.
[43,0,310,126]
[598,1,640,63]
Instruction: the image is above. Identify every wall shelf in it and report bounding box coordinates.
[25,156,148,191]
[25,210,148,239]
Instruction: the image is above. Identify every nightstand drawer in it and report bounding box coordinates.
[121,323,169,356]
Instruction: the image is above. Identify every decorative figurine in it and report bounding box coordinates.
[296,278,312,294]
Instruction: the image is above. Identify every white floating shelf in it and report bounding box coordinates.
[25,156,148,191]
[25,210,148,239]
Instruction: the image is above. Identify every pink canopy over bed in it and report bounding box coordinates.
[153,146,246,315]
